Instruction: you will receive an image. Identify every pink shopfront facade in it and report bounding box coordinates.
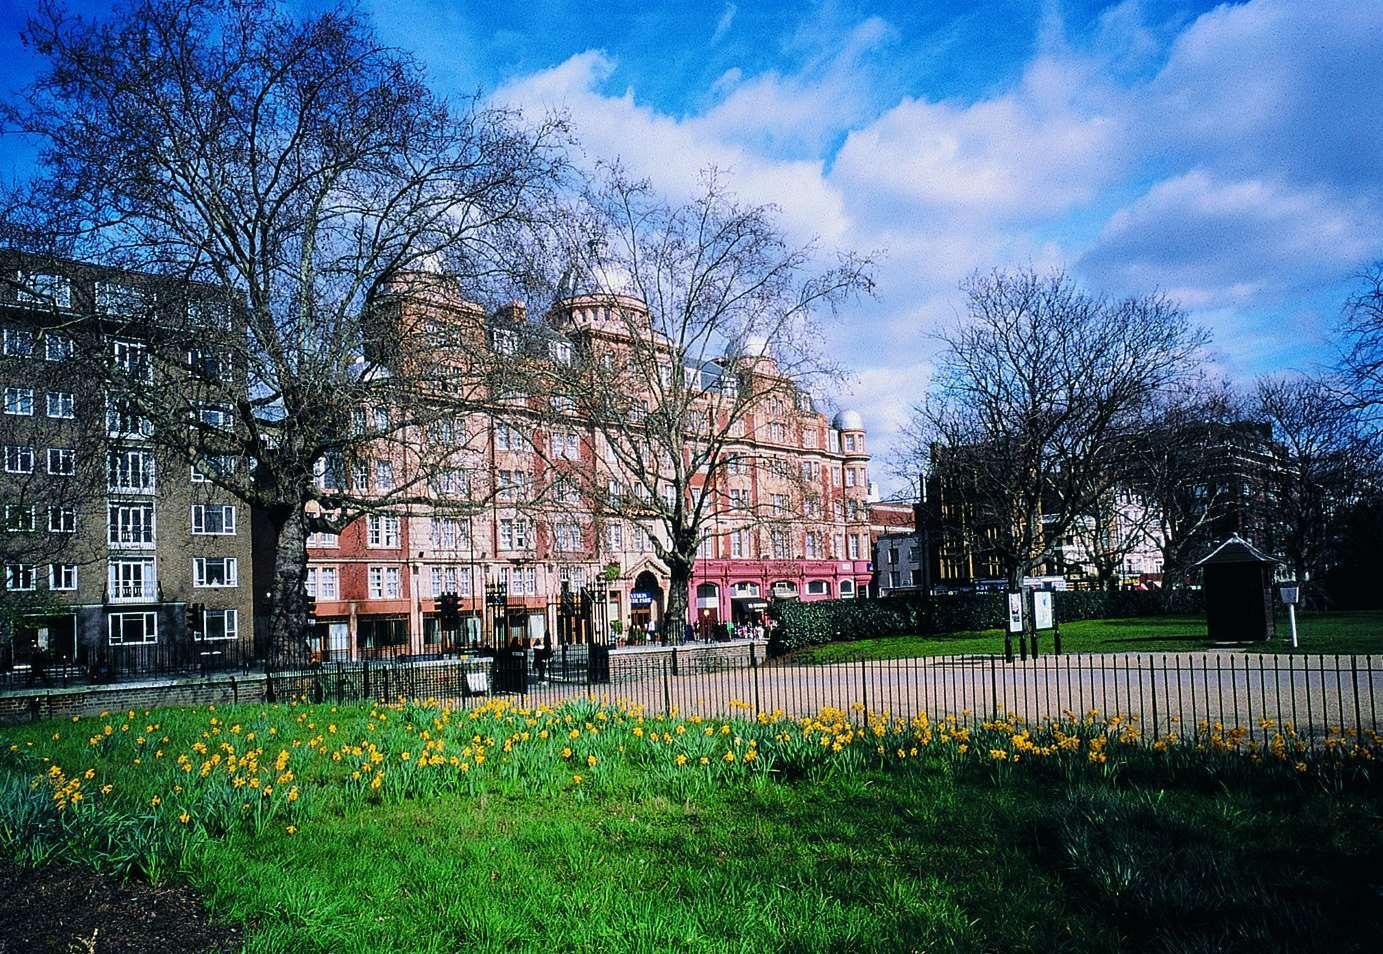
[689,558,874,629]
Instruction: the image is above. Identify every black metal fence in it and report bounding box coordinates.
[4,634,1380,748]
[261,648,1380,749]
[0,636,257,692]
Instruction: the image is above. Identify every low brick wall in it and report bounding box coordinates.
[0,672,265,724]
[612,640,767,673]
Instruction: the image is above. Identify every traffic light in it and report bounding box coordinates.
[438,592,460,625]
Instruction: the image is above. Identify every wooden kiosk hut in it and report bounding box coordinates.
[1193,535,1280,642]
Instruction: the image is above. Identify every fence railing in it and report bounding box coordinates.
[0,637,256,692]
[4,637,1378,747]
[263,649,1380,749]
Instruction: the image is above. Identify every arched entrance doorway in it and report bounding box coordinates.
[695,582,720,636]
[629,570,665,641]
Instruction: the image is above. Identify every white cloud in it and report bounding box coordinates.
[710,3,737,46]
[1079,170,1376,309]
[492,0,1383,495]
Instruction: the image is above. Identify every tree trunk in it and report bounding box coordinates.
[665,551,693,642]
[264,504,312,664]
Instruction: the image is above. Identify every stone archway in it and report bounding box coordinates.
[630,569,665,640]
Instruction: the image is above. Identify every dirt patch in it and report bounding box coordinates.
[0,860,241,954]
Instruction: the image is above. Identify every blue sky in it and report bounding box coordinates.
[3,1,1381,495]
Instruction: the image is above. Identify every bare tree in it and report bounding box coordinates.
[2,0,569,654]
[1117,383,1247,592]
[1252,374,1379,591]
[909,268,1206,656]
[1342,262,1383,423]
[521,168,871,635]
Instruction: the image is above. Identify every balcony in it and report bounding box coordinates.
[106,579,160,604]
[108,528,156,550]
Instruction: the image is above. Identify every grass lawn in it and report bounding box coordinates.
[796,610,1383,663]
[2,699,1381,952]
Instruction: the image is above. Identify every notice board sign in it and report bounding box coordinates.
[1007,592,1024,633]
[1033,591,1054,631]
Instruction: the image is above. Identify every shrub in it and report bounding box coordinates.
[769,589,1206,655]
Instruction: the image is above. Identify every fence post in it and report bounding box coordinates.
[751,642,762,716]
[661,656,672,715]
[990,656,998,720]
[1149,655,1159,742]
[671,647,679,677]
[860,656,868,720]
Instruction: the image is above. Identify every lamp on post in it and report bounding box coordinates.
[1279,583,1300,649]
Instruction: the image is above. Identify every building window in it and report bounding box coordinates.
[506,565,537,595]
[495,423,525,451]
[307,531,339,548]
[730,528,747,558]
[499,518,531,551]
[49,563,77,590]
[305,566,339,599]
[554,522,582,552]
[429,564,459,597]
[366,514,401,548]
[107,559,156,601]
[46,391,75,419]
[839,580,855,597]
[550,431,579,460]
[107,398,153,438]
[44,333,73,362]
[201,608,238,641]
[4,387,34,416]
[374,460,394,491]
[5,505,35,533]
[431,468,469,497]
[45,447,74,476]
[48,506,76,533]
[97,282,149,316]
[193,557,238,587]
[16,272,72,309]
[5,563,35,591]
[108,448,155,493]
[430,517,466,550]
[770,529,790,559]
[804,532,821,559]
[373,407,390,432]
[191,455,236,483]
[605,521,623,551]
[806,580,829,596]
[847,535,861,560]
[1,327,34,356]
[108,611,158,645]
[368,565,402,599]
[3,444,33,474]
[549,340,573,365]
[492,328,518,355]
[108,503,155,547]
[111,338,152,382]
[843,467,856,488]
[191,504,236,535]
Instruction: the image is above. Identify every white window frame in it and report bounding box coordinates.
[4,444,33,474]
[48,506,76,534]
[193,556,239,588]
[190,503,236,535]
[367,565,402,599]
[200,608,239,642]
[49,563,77,591]
[5,563,36,591]
[4,387,34,416]
[108,610,158,645]
[366,514,400,548]
[108,502,156,547]
[46,391,75,419]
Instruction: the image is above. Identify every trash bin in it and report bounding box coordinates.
[492,650,529,693]
[587,644,610,685]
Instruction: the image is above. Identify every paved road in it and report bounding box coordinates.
[507,651,1382,744]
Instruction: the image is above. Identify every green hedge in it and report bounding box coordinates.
[768,590,1205,656]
